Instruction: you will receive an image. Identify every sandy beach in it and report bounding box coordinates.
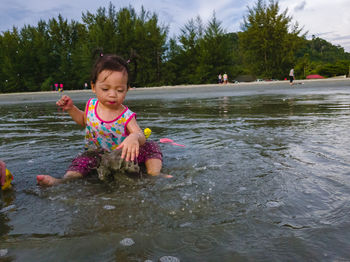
[1,77,349,97]
[135,76,350,90]
[0,77,349,104]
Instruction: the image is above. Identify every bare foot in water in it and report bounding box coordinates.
[158,173,173,178]
[36,175,62,186]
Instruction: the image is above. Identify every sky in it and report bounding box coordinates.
[0,0,349,52]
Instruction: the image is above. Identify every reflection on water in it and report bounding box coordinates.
[1,83,350,261]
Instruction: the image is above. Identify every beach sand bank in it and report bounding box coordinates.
[0,77,349,103]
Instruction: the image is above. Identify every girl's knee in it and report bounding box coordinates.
[145,159,162,176]
[63,171,83,180]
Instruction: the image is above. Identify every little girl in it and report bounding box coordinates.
[37,54,164,186]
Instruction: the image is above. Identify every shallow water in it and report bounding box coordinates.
[1,81,350,261]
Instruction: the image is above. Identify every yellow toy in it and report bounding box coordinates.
[1,161,13,191]
[144,128,152,139]
[2,169,13,191]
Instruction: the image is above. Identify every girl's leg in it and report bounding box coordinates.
[139,141,171,177]
[37,171,83,186]
[145,158,172,178]
[37,150,102,186]
[145,158,162,176]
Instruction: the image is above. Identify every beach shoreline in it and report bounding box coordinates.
[0,77,349,97]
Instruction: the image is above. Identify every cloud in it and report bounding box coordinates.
[135,0,247,37]
[0,1,32,30]
[0,0,81,31]
[331,35,350,41]
[280,0,350,52]
[294,1,306,12]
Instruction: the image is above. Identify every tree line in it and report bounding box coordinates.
[0,0,349,93]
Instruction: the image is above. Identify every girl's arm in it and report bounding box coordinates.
[56,95,86,127]
[117,117,146,161]
[67,106,86,127]
[126,117,146,145]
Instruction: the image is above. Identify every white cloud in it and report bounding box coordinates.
[280,0,350,51]
[294,0,306,12]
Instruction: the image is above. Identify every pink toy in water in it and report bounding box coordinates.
[159,138,185,147]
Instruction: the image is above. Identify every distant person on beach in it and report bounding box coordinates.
[218,74,223,84]
[37,54,165,186]
[84,82,88,89]
[289,68,294,86]
[223,73,228,84]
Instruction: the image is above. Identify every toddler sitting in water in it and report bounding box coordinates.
[37,54,168,186]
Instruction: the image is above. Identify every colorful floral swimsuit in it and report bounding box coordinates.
[67,98,162,177]
[85,98,135,151]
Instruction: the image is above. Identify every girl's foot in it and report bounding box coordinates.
[36,175,61,186]
[159,173,173,178]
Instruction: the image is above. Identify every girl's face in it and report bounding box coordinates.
[92,70,128,110]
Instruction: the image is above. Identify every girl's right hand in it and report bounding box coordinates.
[56,95,74,111]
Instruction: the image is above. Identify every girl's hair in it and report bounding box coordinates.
[91,54,130,86]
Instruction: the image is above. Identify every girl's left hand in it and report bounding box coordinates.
[117,134,140,162]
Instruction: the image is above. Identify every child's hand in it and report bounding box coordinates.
[56,95,74,111]
[117,134,140,162]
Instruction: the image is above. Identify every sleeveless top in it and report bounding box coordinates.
[84,98,136,151]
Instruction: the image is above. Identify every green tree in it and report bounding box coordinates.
[18,21,55,92]
[0,28,22,92]
[175,16,203,84]
[46,15,86,89]
[317,60,350,77]
[131,8,168,86]
[239,0,304,79]
[196,12,235,83]
[82,4,118,54]
[1,2,349,93]
[81,4,167,87]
